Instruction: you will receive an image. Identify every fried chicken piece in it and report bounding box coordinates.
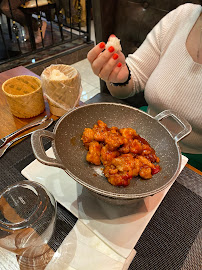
[112,154,140,177]
[119,138,131,154]
[141,144,160,163]
[137,155,155,168]
[81,128,94,148]
[104,164,132,186]
[86,141,102,165]
[137,156,156,179]
[100,145,120,166]
[139,166,152,179]
[111,154,135,172]
[105,131,124,151]
[107,172,132,187]
[132,158,142,177]
[103,154,141,186]
[92,120,108,142]
[119,138,143,155]
[97,120,108,129]
[119,128,138,139]
[103,165,118,177]
[130,139,143,154]
[109,126,119,133]
[141,144,152,155]
[137,156,161,179]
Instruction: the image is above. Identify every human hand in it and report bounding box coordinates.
[87,39,129,84]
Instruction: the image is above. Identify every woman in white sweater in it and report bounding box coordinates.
[87,3,202,170]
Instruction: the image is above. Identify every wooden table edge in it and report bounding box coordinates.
[185,164,202,176]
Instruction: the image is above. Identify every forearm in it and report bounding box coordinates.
[106,79,134,99]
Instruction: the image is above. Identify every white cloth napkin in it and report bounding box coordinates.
[21,148,188,269]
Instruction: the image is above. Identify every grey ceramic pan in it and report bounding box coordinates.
[31,103,191,200]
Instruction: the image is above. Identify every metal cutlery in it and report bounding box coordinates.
[0,115,48,148]
[0,118,53,158]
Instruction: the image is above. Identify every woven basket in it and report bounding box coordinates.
[2,75,45,118]
[41,64,81,117]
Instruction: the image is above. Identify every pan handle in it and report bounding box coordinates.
[31,129,66,169]
[154,110,192,143]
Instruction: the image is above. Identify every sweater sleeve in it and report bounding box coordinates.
[125,4,188,95]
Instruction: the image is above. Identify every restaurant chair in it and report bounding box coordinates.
[20,0,57,50]
[89,0,201,108]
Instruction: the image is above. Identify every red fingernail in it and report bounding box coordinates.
[113,53,118,60]
[117,62,122,67]
[99,42,105,49]
[108,46,114,53]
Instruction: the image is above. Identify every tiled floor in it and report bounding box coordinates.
[71,59,100,102]
[71,21,100,103]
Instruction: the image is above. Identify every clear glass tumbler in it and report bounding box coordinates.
[0,180,57,269]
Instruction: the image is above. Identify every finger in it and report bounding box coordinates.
[98,53,120,81]
[87,42,105,63]
[92,45,116,76]
[108,63,129,83]
[99,50,126,80]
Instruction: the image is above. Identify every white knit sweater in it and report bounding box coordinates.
[126,4,202,154]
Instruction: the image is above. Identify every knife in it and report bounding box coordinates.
[0,115,48,148]
[0,118,53,158]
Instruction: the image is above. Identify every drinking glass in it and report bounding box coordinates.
[0,180,57,269]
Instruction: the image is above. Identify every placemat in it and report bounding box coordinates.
[0,123,201,269]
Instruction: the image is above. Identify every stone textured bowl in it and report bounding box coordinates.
[31,103,191,203]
